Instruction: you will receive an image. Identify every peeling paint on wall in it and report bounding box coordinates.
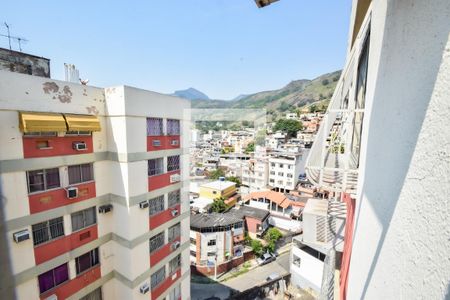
[42,82,73,103]
[43,82,59,94]
[86,106,99,115]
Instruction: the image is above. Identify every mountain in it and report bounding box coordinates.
[232,94,249,101]
[173,88,209,100]
[190,70,342,116]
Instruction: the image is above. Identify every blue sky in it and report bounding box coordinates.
[1,1,351,100]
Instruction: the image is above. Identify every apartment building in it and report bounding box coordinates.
[305,0,450,299]
[268,152,304,193]
[0,55,190,300]
[241,158,269,192]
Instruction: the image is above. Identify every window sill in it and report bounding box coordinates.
[76,263,100,278]
[34,234,65,249]
[71,223,97,234]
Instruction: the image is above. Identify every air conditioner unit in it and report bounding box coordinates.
[152,140,161,146]
[13,229,30,243]
[66,187,78,199]
[139,201,149,209]
[171,139,179,146]
[139,282,150,294]
[171,241,180,250]
[170,174,181,183]
[45,294,58,300]
[171,209,179,217]
[73,142,87,151]
[98,204,113,214]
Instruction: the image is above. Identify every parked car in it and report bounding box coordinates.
[257,252,276,265]
[266,273,280,282]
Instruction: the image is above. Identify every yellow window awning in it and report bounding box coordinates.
[64,114,101,132]
[19,112,67,133]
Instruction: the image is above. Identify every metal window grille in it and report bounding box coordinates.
[23,131,57,137]
[32,217,64,246]
[75,248,99,274]
[207,239,216,246]
[79,287,102,300]
[71,207,97,231]
[151,266,166,289]
[27,168,60,193]
[65,131,92,136]
[168,223,181,243]
[169,254,181,274]
[148,158,164,176]
[167,155,180,172]
[149,195,165,216]
[150,232,165,253]
[168,190,180,208]
[190,237,196,245]
[147,118,164,136]
[166,119,180,135]
[68,163,94,185]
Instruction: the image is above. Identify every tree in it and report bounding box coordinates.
[322,79,330,85]
[226,176,241,187]
[210,197,227,213]
[263,228,283,254]
[278,101,290,112]
[250,239,264,257]
[254,130,266,146]
[245,142,255,154]
[208,168,225,179]
[273,119,303,138]
[309,104,318,113]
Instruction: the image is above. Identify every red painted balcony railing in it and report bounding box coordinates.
[23,136,93,158]
[29,181,96,214]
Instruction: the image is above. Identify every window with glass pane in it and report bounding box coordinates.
[166,119,180,135]
[169,254,181,274]
[27,168,60,193]
[168,284,181,300]
[76,248,99,274]
[147,118,164,136]
[149,195,165,216]
[65,130,91,136]
[150,232,165,253]
[151,266,166,289]
[71,207,96,231]
[80,287,102,300]
[38,263,69,294]
[168,190,180,207]
[68,163,94,185]
[168,223,181,242]
[148,158,164,176]
[167,155,180,172]
[32,217,64,246]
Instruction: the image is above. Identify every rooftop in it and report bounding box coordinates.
[229,205,270,221]
[200,180,236,190]
[190,213,243,229]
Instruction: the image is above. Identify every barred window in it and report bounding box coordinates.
[168,190,180,208]
[167,155,180,172]
[168,223,181,243]
[32,217,64,246]
[168,284,181,300]
[150,231,165,253]
[148,158,164,176]
[24,131,57,137]
[151,266,166,289]
[147,118,163,136]
[169,254,181,274]
[166,119,180,135]
[27,168,60,193]
[71,207,96,231]
[149,195,165,216]
[207,239,216,246]
[65,131,91,136]
[68,163,94,185]
[75,248,99,274]
[190,237,196,245]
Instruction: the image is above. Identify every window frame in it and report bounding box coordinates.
[151,266,166,290]
[166,119,180,136]
[75,248,100,275]
[147,117,164,136]
[68,163,94,185]
[149,195,165,216]
[150,231,165,254]
[27,168,61,194]
[148,158,164,176]
[167,155,180,172]
[71,207,97,232]
[168,223,181,243]
[32,217,65,246]
[169,254,181,275]
[37,263,69,294]
[168,190,181,208]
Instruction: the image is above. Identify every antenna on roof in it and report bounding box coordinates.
[1,22,29,52]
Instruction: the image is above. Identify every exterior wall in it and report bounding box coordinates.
[0,48,50,77]
[290,246,323,293]
[347,1,450,299]
[199,185,236,200]
[268,156,301,191]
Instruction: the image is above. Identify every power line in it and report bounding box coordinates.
[1,23,28,51]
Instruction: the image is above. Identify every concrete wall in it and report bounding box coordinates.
[290,246,323,293]
[347,0,450,299]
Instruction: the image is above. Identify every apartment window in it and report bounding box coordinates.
[279,164,284,168]
[270,171,275,175]
[147,118,163,136]
[32,217,64,246]
[38,263,69,294]
[23,131,57,137]
[151,266,166,289]
[168,284,181,300]
[167,119,180,135]
[190,237,196,245]
[269,179,274,183]
[287,173,293,178]
[76,248,100,274]
[278,172,284,176]
[207,252,216,257]
[167,155,180,172]
[168,190,181,207]
[190,250,196,256]
[150,232,165,253]
[71,207,96,231]
[293,255,301,267]
[27,168,60,193]
[234,222,243,229]
[149,195,165,216]
[270,163,275,167]
[207,239,216,246]
[65,130,91,136]
[148,158,164,176]
[169,254,181,274]
[68,163,94,185]
[80,288,102,300]
[168,223,181,242]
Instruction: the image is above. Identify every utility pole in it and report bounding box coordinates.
[4,22,11,50]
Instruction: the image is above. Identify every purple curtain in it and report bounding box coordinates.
[167,119,180,135]
[147,118,163,136]
[77,252,92,274]
[45,168,60,189]
[38,269,54,293]
[54,263,69,285]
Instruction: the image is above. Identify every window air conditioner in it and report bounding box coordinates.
[171,241,181,250]
[139,201,149,209]
[13,230,30,243]
[66,187,78,199]
[152,140,161,146]
[45,295,58,300]
[170,174,181,183]
[73,142,87,151]
[99,204,113,214]
[171,209,179,217]
[139,283,150,294]
[171,139,179,146]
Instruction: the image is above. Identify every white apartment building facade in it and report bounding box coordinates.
[0,59,190,300]
[268,152,303,192]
